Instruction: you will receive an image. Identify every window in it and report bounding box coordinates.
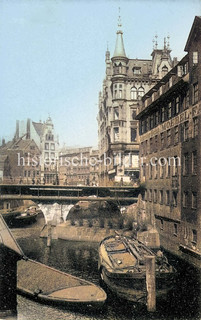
[174,223,178,236]
[114,107,119,120]
[138,87,145,99]
[114,127,119,141]
[154,159,158,179]
[160,132,165,149]
[149,189,152,202]
[166,160,171,177]
[167,103,172,119]
[172,191,177,206]
[192,229,197,244]
[50,144,55,151]
[166,190,170,205]
[24,170,27,177]
[154,189,157,203]
[131,109,136,120]
[50,152,55,159]
[174,126,179,144]
[192,151,197,175]
[193,51,198,65]
[149,162,152,179]
[45,143,49,150]
[154,135,158,152]
[150,137,153,153]
[160,219,164,230]
[193,117,198,137]
[175,97,180,114]
[45,152,49,159]
[184,90,189,110]
[159,190,163,204]
[193,82,198,104]
[184,121,189,141]
[133,67,141,75]
[167,129,171,147]
[183,153,189,175]
[177,65,183,77]
[150,114,154,129]
[183,191,188,208]
[169,77,173,88]
[161,107,165,122]
[162,65,168,77]
[192,192,197,209]
[130,87,137,100]
[131,128,137,142]
[160,158,165,178]
[119,90,122,98]
[154,111,159,126]
[46,134,54,141]
[144,190,147,201]
[143,163,146,177]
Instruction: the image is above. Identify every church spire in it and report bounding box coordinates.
[113,8,127,58]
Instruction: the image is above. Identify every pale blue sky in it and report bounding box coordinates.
[0,0,201,147]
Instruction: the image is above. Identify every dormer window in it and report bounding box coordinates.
[133,67,141,75]
[193,51,198,65]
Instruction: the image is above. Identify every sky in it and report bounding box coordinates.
[0,0,201,148]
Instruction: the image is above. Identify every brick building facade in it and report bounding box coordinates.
[136,16,201,268]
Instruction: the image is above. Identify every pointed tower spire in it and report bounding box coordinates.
[113,8,126,58]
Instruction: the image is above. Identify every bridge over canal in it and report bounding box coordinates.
[0,184,142,205]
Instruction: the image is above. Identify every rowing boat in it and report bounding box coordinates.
[17,258,107,310]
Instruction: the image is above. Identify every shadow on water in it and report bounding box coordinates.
[17,235,201,320]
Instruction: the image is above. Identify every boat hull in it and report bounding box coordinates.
[17,258,107,310]
[98,235,176,304]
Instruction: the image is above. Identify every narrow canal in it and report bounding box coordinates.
[11,214,200,320]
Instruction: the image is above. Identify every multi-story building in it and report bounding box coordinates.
[136,16,201,268]
[0,138,41,184]
[59,147,92,186]
[14,116,59,184]
[89,148,100,186]
[97,18,175,186]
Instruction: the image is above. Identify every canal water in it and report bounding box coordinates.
[10,214,201,320]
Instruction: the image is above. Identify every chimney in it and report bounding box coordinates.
[2,138,5,147]
[16,120,19,140]
[26,119,31,140]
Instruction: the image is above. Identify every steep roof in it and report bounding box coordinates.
[113,30,127,58]
[185,16,201,51]
[32,121,44,136]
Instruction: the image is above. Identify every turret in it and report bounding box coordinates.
[111,10,128,77]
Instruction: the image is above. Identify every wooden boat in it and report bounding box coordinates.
[1,205,40,227]
[98,234,176,304]
[17,258,107,310]
[0,214,107,311]
[14,206,39,226]
[0,208,22,227]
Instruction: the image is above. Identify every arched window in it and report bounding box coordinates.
[162,65,168,77]
[138,87,145,98]
[130,87,137,100]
